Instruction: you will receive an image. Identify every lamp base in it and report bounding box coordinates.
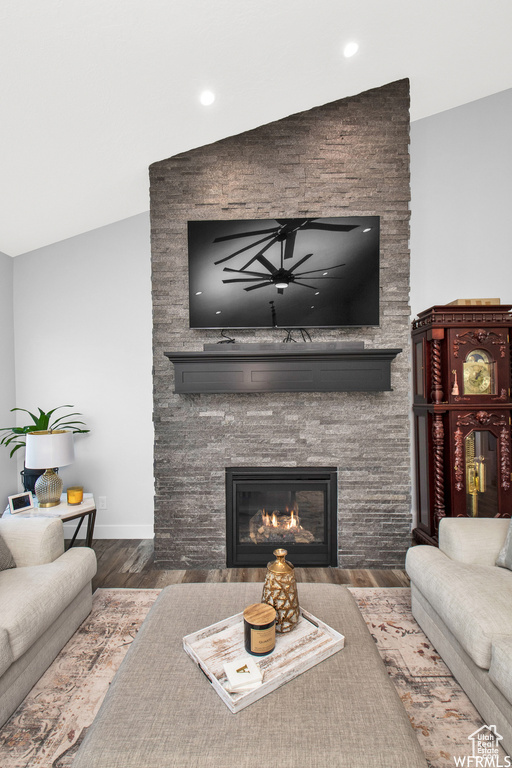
[34,469,63,507]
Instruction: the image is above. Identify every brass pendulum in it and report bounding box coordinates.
[262,548,300,633]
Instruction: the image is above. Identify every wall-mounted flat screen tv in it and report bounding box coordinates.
[188,216,380,329]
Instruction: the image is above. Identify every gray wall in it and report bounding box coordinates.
[410,87,512,317]
[0,252,17,506]
[150,80,412,569]
[12,214,154,538]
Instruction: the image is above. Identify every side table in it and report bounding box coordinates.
[2,493,96,549]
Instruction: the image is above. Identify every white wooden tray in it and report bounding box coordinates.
[183,607,344,713]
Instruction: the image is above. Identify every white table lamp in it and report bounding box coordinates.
[25,430,75,507]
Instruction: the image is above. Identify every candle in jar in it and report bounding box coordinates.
[243,603,276,656]
[67,486,84,505]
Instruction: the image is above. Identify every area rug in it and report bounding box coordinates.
[349,588,508,767]
[0,587,498,768]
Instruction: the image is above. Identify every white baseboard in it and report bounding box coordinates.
[63,523,154,539]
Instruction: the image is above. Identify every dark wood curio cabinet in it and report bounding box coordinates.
[412,304,512,545]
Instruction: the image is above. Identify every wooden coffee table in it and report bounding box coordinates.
[72,583,427,768]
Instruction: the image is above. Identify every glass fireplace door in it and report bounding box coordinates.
[236,482,327,547]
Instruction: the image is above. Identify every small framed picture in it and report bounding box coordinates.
[8,491,34,514]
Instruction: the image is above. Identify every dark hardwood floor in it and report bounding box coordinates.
[90,539,410,592]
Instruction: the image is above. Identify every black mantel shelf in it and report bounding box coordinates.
[165,343,402,394]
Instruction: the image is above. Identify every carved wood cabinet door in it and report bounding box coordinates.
[448,327,511,406]
[449,409,512,519]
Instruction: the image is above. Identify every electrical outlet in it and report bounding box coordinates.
[98,496,107,510]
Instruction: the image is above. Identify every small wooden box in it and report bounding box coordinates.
[447,298,501,306]
[183,607,344,713]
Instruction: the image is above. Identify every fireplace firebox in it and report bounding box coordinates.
[226,467,337,567]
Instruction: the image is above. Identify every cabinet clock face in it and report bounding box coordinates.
[463,352,493,395]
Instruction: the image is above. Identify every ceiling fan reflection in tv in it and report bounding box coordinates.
[219,218,354,296]
[187,216,380,329]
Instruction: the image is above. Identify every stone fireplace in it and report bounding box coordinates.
[150,79,412,569]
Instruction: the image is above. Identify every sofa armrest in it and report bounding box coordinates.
[0,517,65,566]
[439,517,510,565]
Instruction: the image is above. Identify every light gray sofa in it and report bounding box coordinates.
[0,516,97,727]
[406,517,512,755]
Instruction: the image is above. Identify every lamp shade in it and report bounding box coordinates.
[25,430,75,469]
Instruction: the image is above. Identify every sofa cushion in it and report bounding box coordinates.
[0,547,96,662]
[489,637,512,705]
[0,627,14,678]
[496,519,512,570]
[406,545,512,669]
[0,533,16,572]
[439,518,509,566]
[0,517,64,567]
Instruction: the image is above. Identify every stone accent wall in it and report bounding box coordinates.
[150,79,411,569]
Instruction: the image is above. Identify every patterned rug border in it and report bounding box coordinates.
[0,585,498,768]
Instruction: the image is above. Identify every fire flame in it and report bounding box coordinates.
[262,507,299,530]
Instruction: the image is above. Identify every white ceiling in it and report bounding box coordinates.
[2,0,512,257]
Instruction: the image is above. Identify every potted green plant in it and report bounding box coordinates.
[0,405,89,492]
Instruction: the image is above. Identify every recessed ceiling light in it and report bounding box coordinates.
[310,306,315,309]
[363,228,372,233]
[199,90,215,106]
[343,42,359,58]
[323,272,328,276]
[315,292,320,296]
[215,310,221,315]
[195,291,203,295]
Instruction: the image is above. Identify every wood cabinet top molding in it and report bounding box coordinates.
[412,304,512,331]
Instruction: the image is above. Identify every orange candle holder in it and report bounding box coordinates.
[67,486,84,505]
